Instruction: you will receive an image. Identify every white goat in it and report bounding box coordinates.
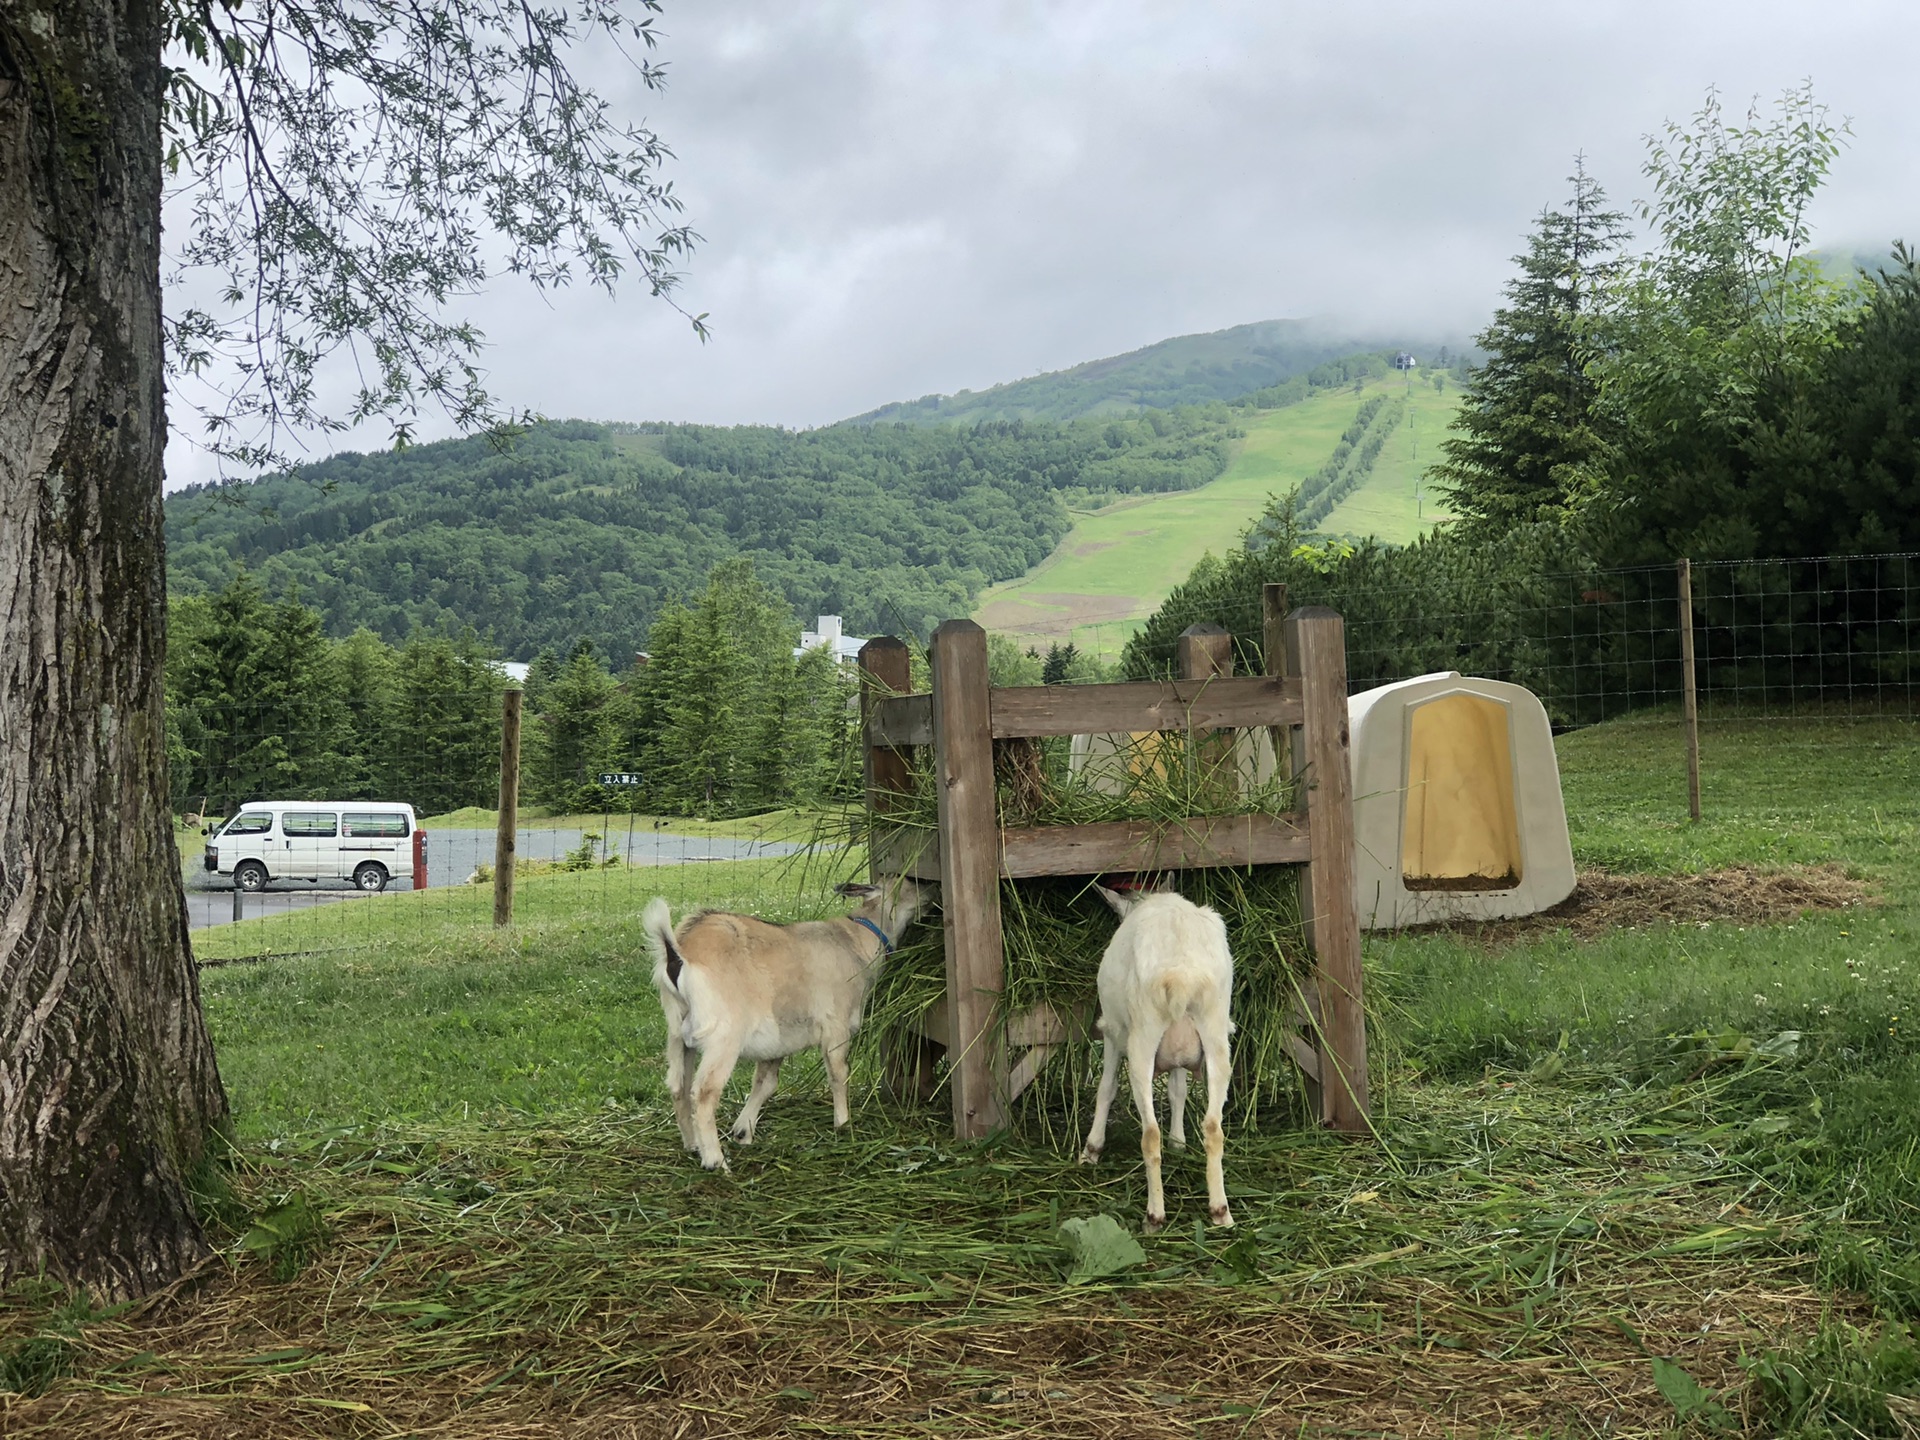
[1078,883,1236,1230]
[644,879,927,1171]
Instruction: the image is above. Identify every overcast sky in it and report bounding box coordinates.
[162,0,1919,489]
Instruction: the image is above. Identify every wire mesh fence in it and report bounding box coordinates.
[177,552,1917,961]
[174,695,845,962]
[1123,552,1920,726]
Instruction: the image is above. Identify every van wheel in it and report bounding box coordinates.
[234,861,269,893]
[353,863,389,894]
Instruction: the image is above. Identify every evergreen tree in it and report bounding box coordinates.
[1431,159,1630,538]
[380,632,508,815]
[1745,245,1920,554]
[636,558,800,816]
[174,572,344,811]
[527,642,622,811]
[1042,642,1080,685]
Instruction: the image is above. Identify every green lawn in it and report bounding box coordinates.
[420,805,830,844]
[6,714,1917,1435]
[975,379,1458,658]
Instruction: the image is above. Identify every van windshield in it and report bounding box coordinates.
[221,812,273,837]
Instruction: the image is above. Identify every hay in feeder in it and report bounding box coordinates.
[849,726,1321,1133]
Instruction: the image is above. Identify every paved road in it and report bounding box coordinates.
[185,825,804,931]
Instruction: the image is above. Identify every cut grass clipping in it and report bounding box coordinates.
[845,725,1317,1133]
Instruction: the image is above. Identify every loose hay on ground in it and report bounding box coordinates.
[1407,862,1875,944]
[0,1071,1876,1439]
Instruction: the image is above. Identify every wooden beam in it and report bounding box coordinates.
[1002,813,1309,877]
[987,674,1302,739]
[1261,583,1289,681]
[869,677,1306,747]
[1286,606,1369,1133]
[1179,622,1236,806]
[929,619,1007,1140]
[866,692,933,747]
[872,812,1313,881]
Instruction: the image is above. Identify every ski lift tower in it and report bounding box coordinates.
[1393,352,1421,515]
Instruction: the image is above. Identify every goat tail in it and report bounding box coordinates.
[1154,967,1203,1022]
[643,896,684,990]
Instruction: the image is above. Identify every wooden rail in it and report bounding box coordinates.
[866,674,1304,749]
[873,811,1311,880]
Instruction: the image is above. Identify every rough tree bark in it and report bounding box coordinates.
[0,0,229,1299]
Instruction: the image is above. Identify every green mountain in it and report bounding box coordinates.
[163,409,1242,661]
[851,318,1422,424]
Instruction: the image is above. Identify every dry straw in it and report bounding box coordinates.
[834,724,1325,1133]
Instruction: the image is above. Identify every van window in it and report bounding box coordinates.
[282,812,338,838]
[223,812,273,836]
[343,812,410,838]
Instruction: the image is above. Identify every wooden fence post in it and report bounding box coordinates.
[1677,558,1702,823]
[1285,607,1369,1133]
[858,637,914,880]
[1178,623,1235,803]
[1261,584,1289,679]
[929,619,1006,1139]
[493,688,522,927]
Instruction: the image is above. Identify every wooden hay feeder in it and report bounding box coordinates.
[858,584,1369,1140]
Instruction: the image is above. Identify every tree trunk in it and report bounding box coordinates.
[0,1,229,1300]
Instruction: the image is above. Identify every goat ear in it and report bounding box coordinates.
[1093,883,1132,917]
[835,881,878,899]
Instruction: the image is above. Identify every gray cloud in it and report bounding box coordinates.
[163,0,1920,488]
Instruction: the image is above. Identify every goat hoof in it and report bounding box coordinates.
[1143,1212,1166,1235]
[1209,1205,1235,1229]
[700,1157,730,1174]
[1078,1145,1101,1166]
[1168,1137,1187,1152]
[728,1127,752,1144]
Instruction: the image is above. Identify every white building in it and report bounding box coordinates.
[795,614,867,664]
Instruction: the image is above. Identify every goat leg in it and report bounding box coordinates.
[730,1059,781,1144]
[1079,1033,1122,1164]
[824,1036,853,1129]
[688,1042,740,1172]
[1203,1035,1233,1228]
[1166,1066,1189,1150]
[1126,1030,1166,1232]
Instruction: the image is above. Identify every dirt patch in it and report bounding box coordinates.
[1407,862,1874,943]
[975,590,1147,638]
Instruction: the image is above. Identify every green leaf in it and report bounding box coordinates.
[1058,1214,1147,1284]
[1651,1356,1732,1429]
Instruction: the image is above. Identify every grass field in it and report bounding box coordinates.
[975,378,1462,658]
[418,806,826,844]
[1317,376,1461,540]
[5,714,1918,1436]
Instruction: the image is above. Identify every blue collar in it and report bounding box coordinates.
[850,915,894,955]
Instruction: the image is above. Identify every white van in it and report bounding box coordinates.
[204,802,420,893]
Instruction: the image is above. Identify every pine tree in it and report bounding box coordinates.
[175,573,343,811]
[1042,642,1079,685]
[1431,160,1630,538]
[527,641,621,811]
[384,632,508,815]
[636,558,799,816]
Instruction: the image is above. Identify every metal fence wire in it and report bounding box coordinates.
[172,697,815,953]
[176,551,1917,954]
[1123,552,1920,726]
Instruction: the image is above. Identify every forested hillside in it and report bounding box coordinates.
[852,319,1430,424]
[164,409,1239,659]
